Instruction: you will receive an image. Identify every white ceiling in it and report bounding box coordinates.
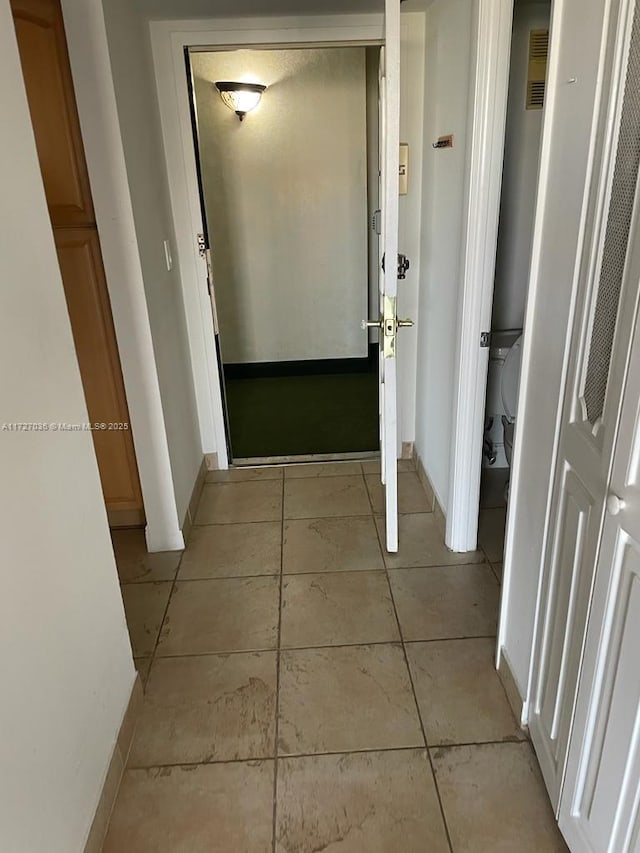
[136,0,428,21]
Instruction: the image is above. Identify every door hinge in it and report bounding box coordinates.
[480,332,491,348]
[196,232,207,258]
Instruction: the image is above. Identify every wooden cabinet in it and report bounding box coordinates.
[55,230,143,511]
[11,0,94,228]
[11,0,143,522]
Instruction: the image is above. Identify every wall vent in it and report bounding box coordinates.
[526,29,549,110]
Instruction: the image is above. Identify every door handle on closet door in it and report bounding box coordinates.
[606,494,626,516]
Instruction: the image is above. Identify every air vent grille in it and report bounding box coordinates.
[527,29,549,110]
[527,80,546,110]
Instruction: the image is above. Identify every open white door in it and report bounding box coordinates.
[375,0,405,553]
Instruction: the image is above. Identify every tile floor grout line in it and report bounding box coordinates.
[271,473,286,853]
[125,737,532,771]
[130,741,519,772]
[371,486,455,853]
[144,550,186,690]
[120,558,492,587]
[191,509,435,528]
[141,635,500,662]
[160,567,389,584]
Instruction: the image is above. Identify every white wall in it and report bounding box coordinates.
[60,0,186,549]
[0,4,135,848]
[414,0,474,509]
[192,47,369,364]
[397,13,427,453]
[492,0,551,331]
[100,0,203,521]
[499,0,610,702]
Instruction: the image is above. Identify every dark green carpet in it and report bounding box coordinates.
[224,372,379,458]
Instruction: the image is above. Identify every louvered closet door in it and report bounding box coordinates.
[528,0,640,810]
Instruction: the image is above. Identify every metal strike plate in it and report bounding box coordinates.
[383,295,397,359]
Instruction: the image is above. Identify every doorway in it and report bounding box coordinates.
[187,45,381,463]
[478,0,552,563]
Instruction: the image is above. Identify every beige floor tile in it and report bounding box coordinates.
[389,564,500,640]
[278,645,423,755]
[366,471,433,515]
[134,658,152,687]
[432,742,569,852]
[478,506,507,563]
[103,761,274,853]
[112,529,181,584]
[283,516,384,573]
[280,572,399,648]
[195,481,282,525]
[378,513,484,568]
[361,458,415,475]
[284,461,363,478]
[157,577,279,656]
[129,652,277,766]
[206,466,283,483]
[407,638,525,746]
[284,476,371,519]
[121,582,172,658]
[179,522,281,579]
[492,561,504,582]
[276,750,449,853]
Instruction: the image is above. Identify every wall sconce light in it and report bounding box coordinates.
[215,81,266,121]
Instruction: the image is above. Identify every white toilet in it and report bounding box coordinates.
[500,333,523,467]
[484,330,522,468]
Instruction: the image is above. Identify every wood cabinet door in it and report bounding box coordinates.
[54,229,143,512]
[12,0,144,521]
[11,0,94,227]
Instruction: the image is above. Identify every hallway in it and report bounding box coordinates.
[107,461,567,852]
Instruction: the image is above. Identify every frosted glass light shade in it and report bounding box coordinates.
[215,82,266,121]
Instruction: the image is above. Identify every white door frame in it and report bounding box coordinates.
[446,0,514,552]
[59,0,184,552]
[149,13,396,470]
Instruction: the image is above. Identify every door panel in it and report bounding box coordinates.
[560,339,640,851]
[528,0,640,807]
[11,0,94,227]
[55,230,142,510]
[535,467,596,787]
[576,536,640,851]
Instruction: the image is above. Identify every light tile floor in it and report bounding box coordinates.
[107,461,567,852]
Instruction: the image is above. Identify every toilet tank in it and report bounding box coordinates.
[484,330,522,468]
